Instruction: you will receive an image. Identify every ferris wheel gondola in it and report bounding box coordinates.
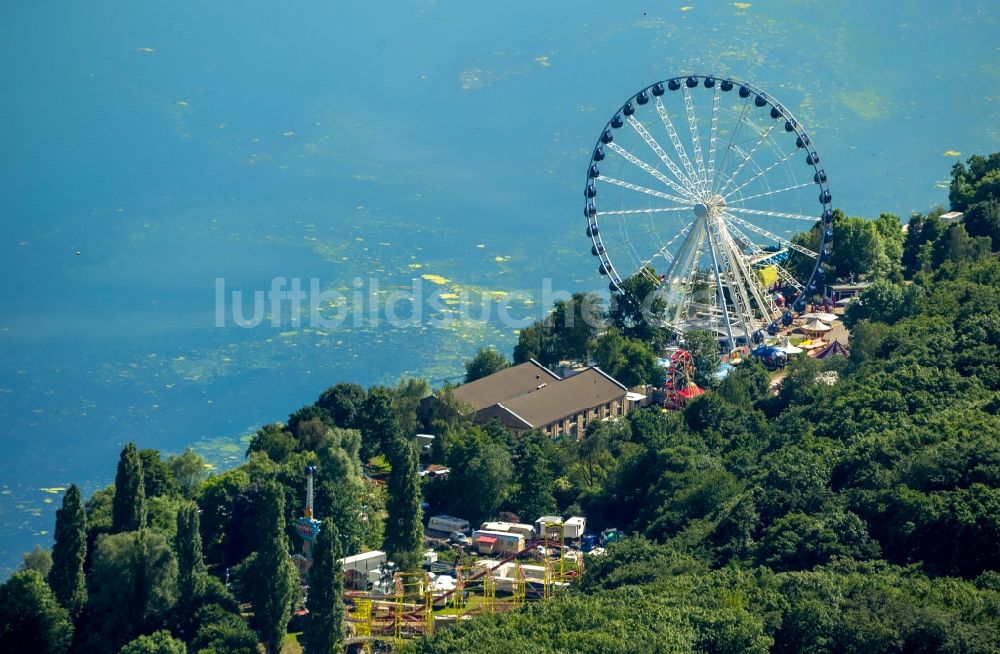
[584,75,832,351]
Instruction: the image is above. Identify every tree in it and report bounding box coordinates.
[174,502,207,605]
[608,268,671,349]
[683,329,721,389]
[113,442,147,533]
[0,570,72,654]
[246,423,297,462]
[963,199,1000,251]
[191,604,258,654]
[140,449,180,499]
[195,467,251,567]
[464,346,509,383]
[303,519,345,654]
[166,448,208,498]
[19,544,53,578]
[247,481,295,654]
[551,292,603,362]
[848,320,891,365]
[384,436,424,572]
[358,386,399,460]
[443,431,512,524]
[843,279,906,328]
[316,381,366,428]
[788,222,826,281]
[508,443,557,521]
[287,404,334,437]
[831,215,892,280]
[949,151,1000,211]
[118,630,187,654]
[84,530,177,653]
[591,329,660,387]
[512,319,556,366]
[49,484,87,618]
[394,377,431,440]
[931,222,992,268]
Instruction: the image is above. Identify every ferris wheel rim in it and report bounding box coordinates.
[584,74,833,346]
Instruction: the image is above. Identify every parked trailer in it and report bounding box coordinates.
[427,514,470,534]
[535,516,564,541]
[480,521,537,541]
[471,530,524,555]
[535,515,587,541]
[563,516,586,540]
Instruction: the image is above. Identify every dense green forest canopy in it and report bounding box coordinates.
[3,152,1000,653]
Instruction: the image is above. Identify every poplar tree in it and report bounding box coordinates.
[384,436,424,572]
[249,481,296,654]
[112,442,146,532]
[175,501,207,601]
[49,484,87,618]
[303,519,344,654]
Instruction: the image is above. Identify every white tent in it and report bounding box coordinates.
[802,312,838,323]
[803,318,832,335]
[776,343,804,355]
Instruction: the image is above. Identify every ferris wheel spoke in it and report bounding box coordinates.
[676,236,707,324]
[722,146,800,200]
[651,99,703,191]
[635,220,695,270]
[725,205,822,223]
[664,228,707,326]
[728,180,815,204]
[707,221,757,342]
[722,221,806,291]
[705,224,736,348]
[596,207,690,217]
[772,263,805,291]
[625,115,698,192]
[722,213,818,258]
[597,175,694,206]
[713,121,777,198]
[659,219,706,321]
[682,87,708,189]
[715,220,777,329]
[605,141,698,201]
[706,86,722,185]
[711,97,753,193]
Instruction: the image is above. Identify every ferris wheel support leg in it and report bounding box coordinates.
[705,225,736,351]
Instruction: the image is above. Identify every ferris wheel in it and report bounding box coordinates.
[584,75,832,351]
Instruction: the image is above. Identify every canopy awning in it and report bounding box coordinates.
[802,312,838,322]
[476,536,498,544]
[803,318,832,332]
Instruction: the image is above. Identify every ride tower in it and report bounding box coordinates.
[291,465,321,576]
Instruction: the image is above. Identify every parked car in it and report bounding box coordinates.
[449,531,469,546]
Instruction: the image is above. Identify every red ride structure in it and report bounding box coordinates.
[662,349,704,409]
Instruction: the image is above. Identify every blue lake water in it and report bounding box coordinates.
[1,0,998,575]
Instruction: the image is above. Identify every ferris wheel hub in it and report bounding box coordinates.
[693,195,726,219]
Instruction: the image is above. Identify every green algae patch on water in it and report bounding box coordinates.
[838,88,895,121]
